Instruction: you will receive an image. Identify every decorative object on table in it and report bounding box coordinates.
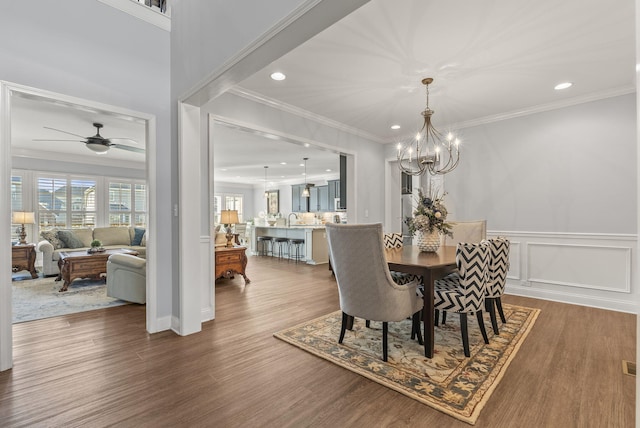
[88,239,105,254]
[219,209,240,247]
[405,189,452,252]
[396,78,461,176]
[12,211,35,245]
[274,304,540,425]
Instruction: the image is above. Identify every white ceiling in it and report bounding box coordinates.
[10,0,636,185]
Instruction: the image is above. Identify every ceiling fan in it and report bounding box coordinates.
[34,122,144,154]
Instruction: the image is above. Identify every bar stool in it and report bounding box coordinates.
[273,237,289,260]
[288,238,305,263]
[256,236,273,256]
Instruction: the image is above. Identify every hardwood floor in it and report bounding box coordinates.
[0,255,635,427]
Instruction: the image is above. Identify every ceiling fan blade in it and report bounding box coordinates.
[111,144,145,154]
[108,138,138,144]
[43,126,86,138]
[33,139,86,142]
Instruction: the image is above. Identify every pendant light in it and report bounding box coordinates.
[302,157,310,197]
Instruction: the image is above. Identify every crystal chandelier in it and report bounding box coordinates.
[301,157,310,197]
[396,78,460,176]
[263,166,268,198]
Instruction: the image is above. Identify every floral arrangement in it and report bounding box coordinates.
[405,189,453,237]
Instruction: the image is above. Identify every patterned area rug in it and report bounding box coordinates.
[274,304,540,425]
[12,275,129,323]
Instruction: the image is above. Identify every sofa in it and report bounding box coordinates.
[106,253,146,304]
[37,226,147,277]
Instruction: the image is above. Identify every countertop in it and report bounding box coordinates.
[254,225,326,230]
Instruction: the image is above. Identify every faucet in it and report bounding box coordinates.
[287,212,299,227]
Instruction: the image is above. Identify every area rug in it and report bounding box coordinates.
[274,304,540,425]
[12,275,129,323]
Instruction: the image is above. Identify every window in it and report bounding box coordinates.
[37,176,96,229]
[108,181,147,227]
[10,175,23,241]
[214,193,243,223]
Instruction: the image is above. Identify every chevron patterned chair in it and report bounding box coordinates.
[326,223,424,362]
[434,241,490,357]
[485,237,510,335]
[383,232,422,286]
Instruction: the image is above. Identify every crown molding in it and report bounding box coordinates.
[228,86,387,144]
[448,86,635,130]
[97,0,170,31]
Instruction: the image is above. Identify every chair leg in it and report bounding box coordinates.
[339,312,348,343]
[460,313,470,357]
[496,297,507,323]
[442,311,447,324]
[412,311,423,345]
[346,315,354,330]
[486,298,499,335]
[434,309,440,326]
[366,320,371,328]
[382,321,388,362]
[476,310,490,344]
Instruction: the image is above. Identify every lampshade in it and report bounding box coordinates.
[219,209,239,225]
[12,211,35,224]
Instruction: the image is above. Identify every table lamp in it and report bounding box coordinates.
[12,211,35,245]
[219,209,239,248]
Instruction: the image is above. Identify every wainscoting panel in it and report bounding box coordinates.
[527,243,630,293]
[489,231,637,313]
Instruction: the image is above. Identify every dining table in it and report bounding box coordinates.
[385,245,457,358]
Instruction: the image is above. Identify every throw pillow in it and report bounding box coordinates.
[40,229,62,249]
[132,228,145,246]
[57,230,85,249]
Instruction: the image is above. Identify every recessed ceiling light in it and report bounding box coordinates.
[270,72,286,81]
[304,143,310,148]
[554,82,573,90]
[280,162,286,165]
[391,124,401,130]
[326,169,332,172]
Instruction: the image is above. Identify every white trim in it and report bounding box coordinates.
[228,87,386,144]
[97,0,171,31]
[505,284,639,314]
[450,86,635,130]
[526,242,632,293]
[0,82,13,371]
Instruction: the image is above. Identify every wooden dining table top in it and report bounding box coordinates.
[385,245,457,270]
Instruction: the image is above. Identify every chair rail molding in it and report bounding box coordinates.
[488,230,637,313]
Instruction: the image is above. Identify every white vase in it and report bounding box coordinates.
[415,230,440,252]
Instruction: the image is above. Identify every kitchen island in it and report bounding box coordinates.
[251,225,329,264]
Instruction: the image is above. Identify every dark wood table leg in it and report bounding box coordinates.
[58,260,71,292]
[423,270,435,358]
[28,247,38,278]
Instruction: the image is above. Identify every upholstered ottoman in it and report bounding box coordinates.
[106,253,146,304]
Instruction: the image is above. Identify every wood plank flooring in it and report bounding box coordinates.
[0,255,635,427]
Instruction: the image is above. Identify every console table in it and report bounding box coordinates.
[215,246,250,284]
[12,244,38,279]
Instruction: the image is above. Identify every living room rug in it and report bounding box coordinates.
[12,275,129,323]
[274,304,540,425]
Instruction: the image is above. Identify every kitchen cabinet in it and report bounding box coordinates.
[291,184,308,212]
[309,185,329,212]
[328,180,340,211]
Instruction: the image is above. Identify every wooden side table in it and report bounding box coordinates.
[12,244,38,279]
[215,246,250,284]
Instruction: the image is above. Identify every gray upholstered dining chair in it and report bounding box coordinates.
[326,223,424,362]
[434,241,490,357]
[485,237,510,334]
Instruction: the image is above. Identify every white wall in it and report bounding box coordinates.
[215,182,256,222]
[0,1,172,320]
[385,94,638,312]
[446,94,636,234]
